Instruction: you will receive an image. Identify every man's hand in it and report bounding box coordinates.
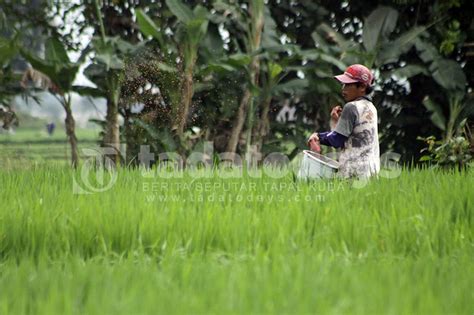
[330,105,342,130]
[307,133,321,153]
[331,105,343,121]
[307,132,319,145]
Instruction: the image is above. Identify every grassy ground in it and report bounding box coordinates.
[0,128,100,166]
[0,163,472,314]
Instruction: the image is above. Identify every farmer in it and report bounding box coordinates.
[307,64,380,178]
[46,122,56,136]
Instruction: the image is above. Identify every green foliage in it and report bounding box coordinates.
[422,90,472,144]
[0,35,19,67]
[21,37,81,92]
[135,9,165,50]
[1,1,473,165]
[93,37,136,70]
[136,2,210,141]
[0,35,23,108]
[423,96,446,131]
[315,5,428,68]
[133,119,178,152]
[439,19,462,55]
[419,135,473,170]
[166,0,194,24]
[362,6,398,52]
[83,36,139,91]
[416,39,467,92]
[375,26,427,66]
[389,65,428,79]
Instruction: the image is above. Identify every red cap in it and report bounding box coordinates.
[335,64,374,86]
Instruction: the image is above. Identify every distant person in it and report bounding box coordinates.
[307,64,380,178]
[46,122,56,136]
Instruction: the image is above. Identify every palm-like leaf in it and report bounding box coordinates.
[363,6,398,52]
[135,9,165,50]
[20,38,80,92]
[165,0,194,24]
[415,39,467,92]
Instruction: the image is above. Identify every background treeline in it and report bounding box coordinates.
[0,0,473,168]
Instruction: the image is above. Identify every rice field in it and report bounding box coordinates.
[0,128,100,166]
[0,160,473,314]
[1,125,473,314]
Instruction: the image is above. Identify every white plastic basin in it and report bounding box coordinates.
[297,150,339,179]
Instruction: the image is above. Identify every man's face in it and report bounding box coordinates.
[341,83,366,102]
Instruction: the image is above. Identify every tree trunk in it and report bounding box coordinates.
[226,56,262,154]
[226,1,264,154]
[177,67,194,138]
[123,107,134,166]
[226,89,252,153]
[104,98,120,164]
[254,95,272,152]
[63,95,79,168]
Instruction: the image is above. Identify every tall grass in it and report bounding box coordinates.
[0,166,472,314]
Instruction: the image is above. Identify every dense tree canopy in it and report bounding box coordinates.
[0,0,472,166]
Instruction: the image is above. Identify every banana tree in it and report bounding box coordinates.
[254,59,320,151]
[199,2,342,155]
[184,0,266,154]
[76,35,138,164]
[416,39,472,140]
[136,0,209,140]
[213,1,344,155]
[21,37,83,167]
[423,95,474,140]
[252,61,282,151]
[75,0,141,164]
[314,5,428,70]
[222,0,264,154]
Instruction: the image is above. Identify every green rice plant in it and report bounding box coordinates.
[0,166,472,314]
